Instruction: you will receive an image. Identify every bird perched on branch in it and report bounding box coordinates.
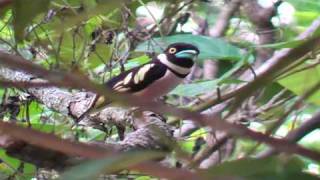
[80,43,199,138]
[93,42,199,110]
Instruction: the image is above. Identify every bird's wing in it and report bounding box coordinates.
[88,61,166,114]
[78,61,167,121]
[106,61,167,93]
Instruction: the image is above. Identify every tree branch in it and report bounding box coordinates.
[257,111,320,158]
[0,115,184,179]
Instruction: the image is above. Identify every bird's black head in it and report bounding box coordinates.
[165,43,199,60]
[161,43,199,69]
[156,43,199,77]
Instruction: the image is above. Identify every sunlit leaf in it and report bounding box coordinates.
[135,176,153,180]
[78,127,106,142]
[278,63,320,105]
[179,128,206,153]
[0,150,36,179]
[295,11,320,27]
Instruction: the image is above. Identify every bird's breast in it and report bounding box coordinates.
[133,69,182,99]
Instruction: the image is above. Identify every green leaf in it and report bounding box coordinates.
[12,0,50,41]
[60,151,165,180]
[288,0,320,12]
[170,80,218,97]
[87,44,112,69]
[0,9,11,30]
[135,176,153,180]
[0,149,36,179]
[278,63,320,105]
[179,128,206,153]
[170,59,246,97]
[295,11,320,27]
[136,34,242,62]
[217,78,246,86]
[258,83,285,105]
[254,39,306,49]
[204,156,317,180]
[170,76,245,97]
[50,1,126,33]
[78,127,106,142]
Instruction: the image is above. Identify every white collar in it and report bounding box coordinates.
[157,54,191,75]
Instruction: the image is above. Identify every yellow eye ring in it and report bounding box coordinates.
[168,47,177,54]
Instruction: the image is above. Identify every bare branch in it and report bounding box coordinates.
[0,67,95,117]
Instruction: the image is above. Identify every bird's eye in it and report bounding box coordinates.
[168,47,177,54]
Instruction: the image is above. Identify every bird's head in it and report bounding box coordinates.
[157,43,199,77]
[165,43,199,61]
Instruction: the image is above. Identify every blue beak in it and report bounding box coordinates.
[175,50,198,59]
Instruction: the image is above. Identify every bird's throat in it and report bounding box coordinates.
[157,54,191,76]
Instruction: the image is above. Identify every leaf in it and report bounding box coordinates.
[295,11,320,27]
[217,78,246,86]
[60,151,165,180]
[203,156,317,180]
[87,44,112,68]
[170,59,246,97]
[0,149,36,179]
[278,63,320,105]
[135,34,242,62]
[126,55,151,67]
[288,0,320,12]
[78,127,106,142]
[254,39,306,49]
[0,4,11,21]
[12,0,50,41]
[170,80,218,97]
[50,1,126,33]
[258,83,285,105]
[179,128,206,153]
[170,76,245,97]
[135,176,153,180]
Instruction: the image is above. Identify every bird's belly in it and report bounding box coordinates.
[133,70,182,99]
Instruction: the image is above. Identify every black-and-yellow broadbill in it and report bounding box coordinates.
[90,43,199,113]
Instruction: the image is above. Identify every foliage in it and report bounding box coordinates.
[136,34,242,61]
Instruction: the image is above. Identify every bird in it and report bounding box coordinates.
[76,42,200,134]
[80,43,199,138]
[92,42,200,110]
